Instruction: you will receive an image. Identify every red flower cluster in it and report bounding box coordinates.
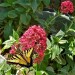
[9,43,18,54]
[33,52,44,64]
[60,0,74,14]
[9,25,47,63]
[19,25,47,63]
[9,49,16,54]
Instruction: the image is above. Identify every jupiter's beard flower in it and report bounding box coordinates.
[19,25,47,63]
[9,49,16,54]
[9,43,18,54]
[9,25,47,64]
[60,0,74,14]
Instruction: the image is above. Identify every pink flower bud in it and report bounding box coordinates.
[9,49,16,54]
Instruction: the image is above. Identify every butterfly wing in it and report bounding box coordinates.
[7,48,33,66]
[23,48,33,63]
[7,54,27,65]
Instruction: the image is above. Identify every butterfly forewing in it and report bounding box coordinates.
[7,48,33,66]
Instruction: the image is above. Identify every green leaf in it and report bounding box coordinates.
[66,55,74,67]
[0,3,11,7]
[51,45,62,59]
[15,7,25,13]
[31,0,39,12]
[0,10,8,21]
[3,20,13,40]
[5,70,11,75]
[2,36,16,50]
[55,56,66,65]
[59,40,67,44]
[8,10,17,18]
[41,71,49,75]
[43,0,50,6]
[20,14,31,25]
[47,38,51,49]
[0,38,2,45]
[56,30,65,37]
[5,0,16,4]
[46,70,56,75]
[37,53,50,71]
[0,55,6,70]
[59,65,70,74]
[13,30,19,41]
[14,0,30,8]
[68,29,75,32]
[67,29,75,36]
[36,71,42,75]
[46,66,54,73]
[0,71,4,75]
[0,55,11,75]
[69,65,75,75]
[3,64,11,73]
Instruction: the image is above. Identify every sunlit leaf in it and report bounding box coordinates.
[59,40,67,44]
[36,71,42,75]
[47,38,51,49]
[13,30,19,41]
[56,30,65,37]
[2,36,16,50]
[55,56,66,65]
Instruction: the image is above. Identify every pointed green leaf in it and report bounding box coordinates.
[2,36,16,51]
[56,30,65,37]
[20,14,31,25]
[5,0,16,4]
[31,0,39,12]
[36,71,42,75]
[8,10,17,18]
[13,30,19,41]
[47,38,51,49]
[0,10,8,21]
[4,20,13,40]
[59,40,67,44]
[43,0,50,6]
[0,3,11,7]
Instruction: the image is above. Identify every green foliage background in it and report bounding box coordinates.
[0,0,75,75]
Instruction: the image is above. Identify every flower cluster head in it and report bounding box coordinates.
[19,25,47,63]
[60,0,74,14]
[9,25,47,64]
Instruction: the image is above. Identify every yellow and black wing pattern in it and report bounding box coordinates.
[7,48,33,67]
